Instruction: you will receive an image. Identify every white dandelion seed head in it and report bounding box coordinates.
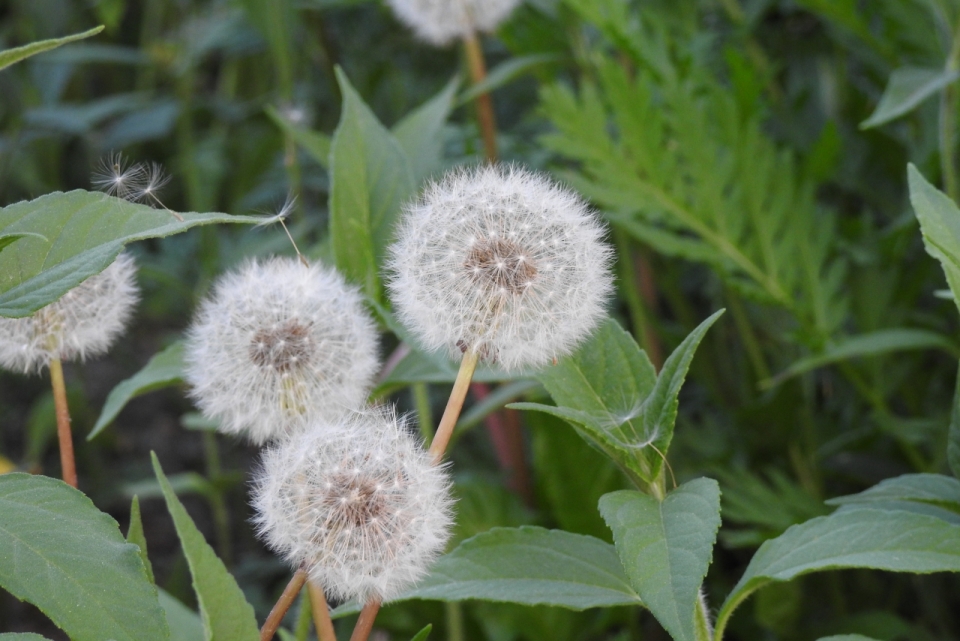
[385,0,522,46]
[184,257,380,445]
[388,164,614,371]
[0,253,139,374]
[253,405,454,602]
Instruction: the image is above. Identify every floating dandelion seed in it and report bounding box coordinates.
[0,253,140,374]
[253,405,454,602]
[385,0,522,46]
[92,152,146,200]
[388,163,613,372]
[184,257,379,444]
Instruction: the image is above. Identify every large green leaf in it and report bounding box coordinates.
[513,312,722,487]
[90,341,185,439]
[861,67,959,129]
[598,479,721,641]
[126,495,155,583]
[0,474,168,641]
[333,526,641,617]
[151,453,259,641]
[908,164,960,316]
[158,589,205,641]
[0,190,258,317]
[714,508,960,639]
[328,67,415,302]
[265,105,331,169]
[764,328,960,387]
[0,26,104,71]
[392,76,459,182]
[825,474,960,514]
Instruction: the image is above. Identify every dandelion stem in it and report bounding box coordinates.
[261,569,308,641]
[49,358,77,488]
[462,31,498,162]
[429,350,481,463]
[349,600,381,641]
[307,580,337,641]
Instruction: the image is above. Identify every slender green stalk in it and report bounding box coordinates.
[614,229,658,365]
[202,430,232,564]
[261,569,308,641]
[445,602,465,641]
[48,357,77,488]
[412,382,434,445]
[725,290,770,381]
[293,591,312,641]
[693,589,713,641]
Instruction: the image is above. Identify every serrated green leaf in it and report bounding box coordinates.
[158,588,205,641]
[598,479,721,641]
[459,54,562,104]
[825,473,960,515]
[0,473,168,641]
[861,67,959,129]
[265,106,331,169]
[90,341,185,439]
[714,508,960,639]
[329,67,415,303]
[332,526,641,617]
[514,312,722,486]
[393,76,459,182]
[763,328,960,388]
[908,164,960,316]
[410,624,433,641]
[127,495,155,583]
[151,453,259,641]
[0,190,259,317]
[0,26,104,71]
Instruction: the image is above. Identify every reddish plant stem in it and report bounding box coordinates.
[48,358,77,488]
[462,31,498,162]
[261,569,308,641]
[349,600,382,641]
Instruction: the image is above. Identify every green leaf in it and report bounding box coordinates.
[0,232,47,254]
[598,479,721,641]
[265,105,332,169]
[0,635,52,640]
[825,473,960,515]
[908,164,960,316]
[459,54,563,103]
[714,508,960,639]
[329,67,415,303]
[90,341,185,439]
[0,473,168,641]
[158,588,205,641]
[393,76,460,182]
[333,526,641,616]
[860,67,959,129]
[513,312,722,486]
[126,495,155,583]
[151,453,259,641]
[817,636,883,641]
[410,624,433,641]
[763,328,960,388]
[0,26,104,71]
[951,362,960,479]
[0,190,258,318]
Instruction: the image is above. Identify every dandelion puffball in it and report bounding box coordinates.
[184,257,379,445]
[0,253,139,374]
[388,164,613,371]
[253,406,454,602]
[385,0,522,46]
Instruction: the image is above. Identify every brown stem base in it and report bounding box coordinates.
[349,600,382,641]
[261,569,308,641]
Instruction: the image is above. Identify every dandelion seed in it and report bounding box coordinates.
[0,253,140,374]
[388,164,613,371]
[92,152,145,200]
[253,405,454,602]
[386,0,522,46]
[184,257,379,444]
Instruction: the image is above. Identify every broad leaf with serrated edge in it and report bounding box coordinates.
[0,474,168,641]
[908,164,960,317]
[152,453,259,641]
[0,190,258,317]
[90,341,185,439]
[714,508,960,639]
[599,479,721,641]
[329,67,415,302]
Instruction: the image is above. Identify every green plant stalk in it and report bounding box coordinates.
[725,290,770,381]
[293,590,312,641]
[412,382,434,445]
[201,430,232,564]
[694,589,713,641]
[940,14,960,202]
[445,602,465,641]
[48,357,77,488]
[614,229,659,366]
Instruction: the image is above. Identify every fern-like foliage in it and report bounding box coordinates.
[540,6,848,345]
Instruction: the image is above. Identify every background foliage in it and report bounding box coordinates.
[2,0,960,639]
